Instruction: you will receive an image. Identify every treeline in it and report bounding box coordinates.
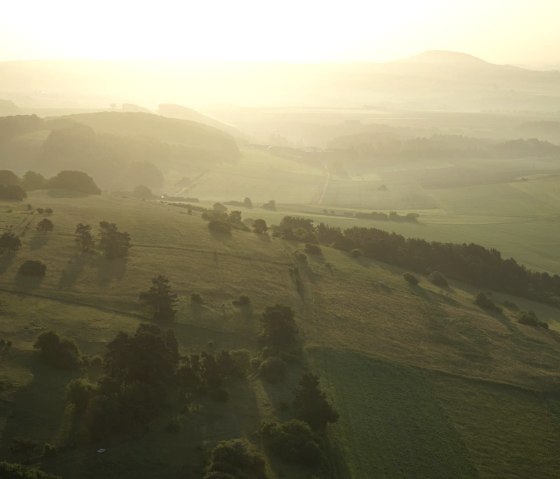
[277,216,560,306]
[0,169,101,199]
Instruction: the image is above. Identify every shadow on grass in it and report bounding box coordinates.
[95,256,127,286]
[0,253,16,274]
[15,273,45,291]
[0,355,79,459]
[29,233,50,251]
[58,254,89,289]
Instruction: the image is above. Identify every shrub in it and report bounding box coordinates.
[518,310,548,329]
[403,272,419,285]
[429,271,448,288]
[259,357,288,384]
[34,331,81,370]
[503,300,519,311]
[204,439,267,479]
[18,260,47,277]
[260,420,325,470]
[474,293,502,314]
[208,220,231,237]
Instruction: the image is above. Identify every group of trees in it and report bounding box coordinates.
[0,169,101,196]
[274,218,560,306]
[34,331,82,370]
[355,210,419,223]
[74,222,131,259]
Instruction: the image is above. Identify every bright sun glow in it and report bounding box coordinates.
[1,0,560,64]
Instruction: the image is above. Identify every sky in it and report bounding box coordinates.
[1,0,559,65]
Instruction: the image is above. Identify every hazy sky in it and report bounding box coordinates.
[1,0,559,65]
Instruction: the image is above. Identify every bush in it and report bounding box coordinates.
[18,260,47,277]
[204,439,267,479]
[33,331,81,370]
[259,357,288,384]
[403,272,419,285]
[36,218,54,232]
[208,220,231,238]
[0,461,61,478]
[429,271,448,288]
[518,310,548,329]
[260,420,325,470]
[474,293,502,314]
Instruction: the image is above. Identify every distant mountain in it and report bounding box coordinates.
[157,104,246,140]
[1,54,560,112]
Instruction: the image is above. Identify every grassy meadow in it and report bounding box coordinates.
[0,189,559,478]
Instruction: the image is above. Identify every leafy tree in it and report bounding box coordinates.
[36,218,53,232]
[243,197,253,208]
[66,379,95,413]
[204,439,268,479]
[262,200,276,211]
[0,461,61,479]
[261,304,298,349]
[0,170,20,186]
[0,185,26,201]
[47,170,101,194]
[18,260,46,277]
[33,331,81,370]
[260,420,325,470]
[252,219,268,234]
[139,275,178,321]
[74,223,94,253]
[99,221,131,259]
[294,373,338,430]
[21,171,47,191]
[0,232,21,254]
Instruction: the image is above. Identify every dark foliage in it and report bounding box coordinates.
[0,184,26,201]
[18,260,47,277]
[518,310,548,329]
[21,171,47,191]
[262,200,276,211]
[259,356,288,384]
[277,216,317,243]
[0,461,60,479]
[474,293,502,314]
[47,170,101,194]
[429,271,449,288]
[403,272,419,285]
[66,379,95,413]
[139,275,178,321]
[260,420,325,470]
[252,219,268,234]
[311,221,560,306]
[36,218,53,232]
[0,232,21,254]
[294,373,338,430]
[33,331,81,370]
[304,243,322,256]
[260,305,298,350]
[204,439,268,479]
[74,223,94,253]
[0,170,21,186]
[98,221,131,259]
[208,220,232,238]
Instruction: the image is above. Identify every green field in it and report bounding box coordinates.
[0,191,559,478]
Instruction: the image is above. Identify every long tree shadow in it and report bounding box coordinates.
[15,273,45,291]
[0,354,79,460]
[95,256,127,286]
[0,253,16,275]
[58,254,89,289]
[29,233,50,251]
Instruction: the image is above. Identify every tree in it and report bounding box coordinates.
[243,197,253,208]
[47,170,101,195]
[66,379,95,413]
[0,185,26,201]
[0,170,20,186]
[139,275,178,321]
[294,373,338,430]
[99,221,131,259]
[132,184,153,199]
[36,218,53,232]
[0,232,21,254]
[74,224,94,253]
[262,200,276,211]
[21,171,47,191]
[0,461,61,479]
[260,304,298,349]
[34,331,81,370]
[253,219,268,234]
[204,439,268,479]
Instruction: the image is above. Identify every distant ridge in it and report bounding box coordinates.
[398,50,491,66]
